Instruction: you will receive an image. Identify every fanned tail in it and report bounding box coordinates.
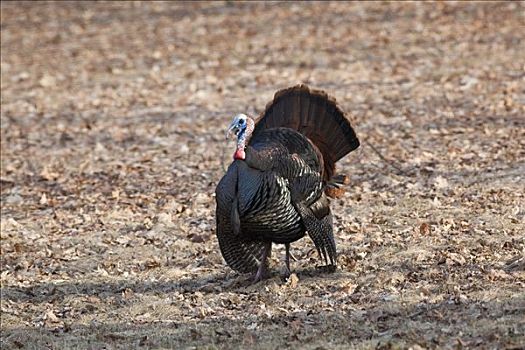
[252,84,359,197]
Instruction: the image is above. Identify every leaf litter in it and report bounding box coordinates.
[1,1,524,349]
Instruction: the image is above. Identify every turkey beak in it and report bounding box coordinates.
[226,125,239,140]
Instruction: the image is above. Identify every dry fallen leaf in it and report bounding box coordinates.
[433,176,449,189]
[1,2,523,350]
[288,273,299,288]
[188,234,207,243]
[39,74,56,87]
[39,193,48,205]
[45,310,59,323]
[419,222,431,235]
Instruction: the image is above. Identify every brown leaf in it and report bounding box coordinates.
[144,259,161,269]
[45,310,59,323]
[288,273,299,288]
[40,167,59,181]
[419,223,431,235]
[122,288,134,300]
[13,243,24,253]
[188,234,207,243]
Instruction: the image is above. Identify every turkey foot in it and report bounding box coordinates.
[253,242,272,283]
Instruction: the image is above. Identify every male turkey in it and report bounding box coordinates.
[215,84,359,282]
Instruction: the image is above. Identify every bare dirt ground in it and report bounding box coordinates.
[1,2,524,349]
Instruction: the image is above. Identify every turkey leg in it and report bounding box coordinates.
[283,243,292,279]
[253,241,272,282]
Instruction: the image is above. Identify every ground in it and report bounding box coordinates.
[1,2,524,349]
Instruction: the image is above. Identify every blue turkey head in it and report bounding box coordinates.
[226,113,254,160]
[226,114,249,139]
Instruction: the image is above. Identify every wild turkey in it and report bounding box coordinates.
[215,84,359,282]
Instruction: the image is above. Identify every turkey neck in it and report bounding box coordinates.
[234,118,255,160]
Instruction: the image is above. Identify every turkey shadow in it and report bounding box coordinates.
[0,272,238,305]
[1,264,350,306]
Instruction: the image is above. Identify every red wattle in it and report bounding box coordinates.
[233,148,246,160]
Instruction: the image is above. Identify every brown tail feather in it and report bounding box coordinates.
[253,84,360,184]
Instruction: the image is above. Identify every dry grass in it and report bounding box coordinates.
[1,2,524,349]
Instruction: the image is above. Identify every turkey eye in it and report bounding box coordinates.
[239,119,245,125]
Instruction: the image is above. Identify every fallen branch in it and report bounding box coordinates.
[364,139,414,176]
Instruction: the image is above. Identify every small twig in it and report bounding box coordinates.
[364,139,412,176]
